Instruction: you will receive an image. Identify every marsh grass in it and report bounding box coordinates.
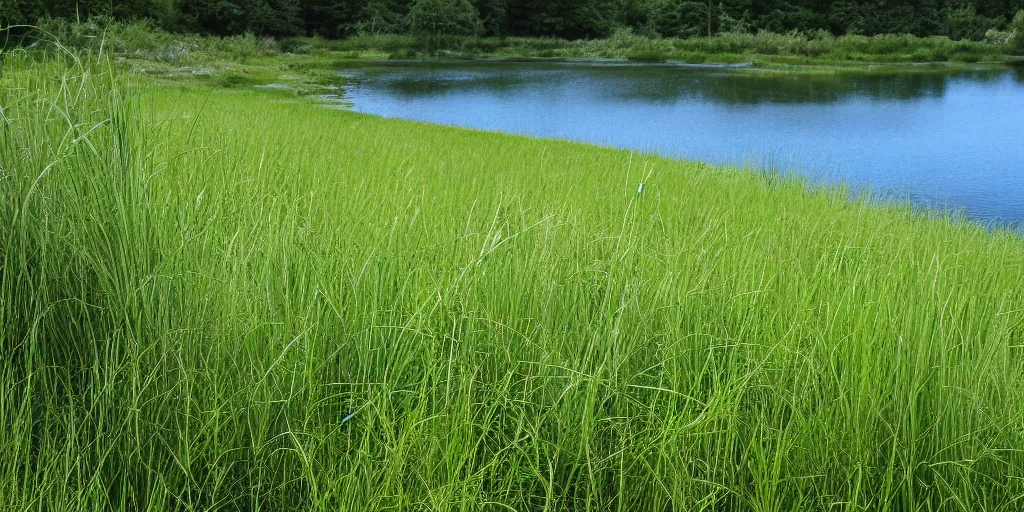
[12,20,1019,68]
[2,51,1024,510]
[294,30,1014,65]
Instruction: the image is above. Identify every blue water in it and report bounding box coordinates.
[340,61,1024,225]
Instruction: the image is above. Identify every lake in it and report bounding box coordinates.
[338,61,1024,225]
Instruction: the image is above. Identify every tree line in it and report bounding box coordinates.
[2,0,1023,41]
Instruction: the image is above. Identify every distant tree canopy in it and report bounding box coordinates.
[2,0,1024,41]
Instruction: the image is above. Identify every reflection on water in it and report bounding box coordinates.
[341,61,1024,225]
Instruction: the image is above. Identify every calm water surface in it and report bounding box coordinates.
[340,62,1024,224]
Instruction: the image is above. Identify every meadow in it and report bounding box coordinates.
[2,50,1024,511]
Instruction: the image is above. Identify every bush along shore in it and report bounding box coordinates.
[12,19,1024,75]
[2,48,1024,510]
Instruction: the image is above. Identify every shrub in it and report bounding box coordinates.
[213,70,259,87]
[34,17,111,51]
[985,28,1013,45]
[626,49,668,62]
[211,33,279,61]
[1012,10,1024,51]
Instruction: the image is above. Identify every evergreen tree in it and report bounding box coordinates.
[508,0,616,38]
[476,0,508,35]
[256,0,303,35]
[179,0,245,35]
[299,0,337,36]
[109,0,176,24]
[648,0,711,37]
[0,0,47,27]
[358,0,406,34]
[566,0,618,37]
[406,0,480,36]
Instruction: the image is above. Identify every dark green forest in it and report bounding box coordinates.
[2,0,1024,43]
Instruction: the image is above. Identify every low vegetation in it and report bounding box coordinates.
[14,18,1024,84]
[2,50,1023,510]
[304,27,1020,63]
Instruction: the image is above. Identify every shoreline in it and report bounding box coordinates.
[154,68,1024,233]
[120,48,1023,95]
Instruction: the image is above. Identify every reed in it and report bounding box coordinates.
[2,52,1023,510]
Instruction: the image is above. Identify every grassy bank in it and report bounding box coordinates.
[19,19,1024,80]
[3,52,1024,510]
[316,29,1020,65]
[11,20,1021,98]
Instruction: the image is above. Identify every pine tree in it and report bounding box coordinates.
[266,0,303,35]
[476,0,508,35]
[358,0,406,34]
[406,0,481,37]
[299,0,337,36]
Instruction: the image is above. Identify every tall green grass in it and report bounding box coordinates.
[2,53,1024,510]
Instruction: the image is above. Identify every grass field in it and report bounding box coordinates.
[2,52,1024,510]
